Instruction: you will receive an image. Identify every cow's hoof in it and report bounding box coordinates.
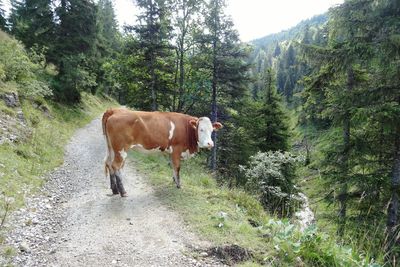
[120,192,128,197]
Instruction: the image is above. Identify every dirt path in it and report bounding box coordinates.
[2,118,223,267]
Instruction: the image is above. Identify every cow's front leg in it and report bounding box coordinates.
[115,171,127,197]
[171,152,182,189]
[110,173,119,195]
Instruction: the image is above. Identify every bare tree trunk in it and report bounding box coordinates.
[149,0,157,111]
[150,56,157,111]
[172,49,179,111]
[210,39,218,171]
[177,47,185,112]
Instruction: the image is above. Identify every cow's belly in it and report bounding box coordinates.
[130,144,173,154]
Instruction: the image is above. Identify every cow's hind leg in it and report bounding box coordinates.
[115,171,127,197]
[171,152,182,189]
[110,173,119,195]
[112,152,127,197]
[105,147,119,195]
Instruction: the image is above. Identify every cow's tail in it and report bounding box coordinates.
[102,108,114,178]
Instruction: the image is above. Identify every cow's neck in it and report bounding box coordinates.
[187,119,198,154]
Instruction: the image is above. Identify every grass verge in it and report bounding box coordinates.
[0,92,117,216]
[130,151,380,266]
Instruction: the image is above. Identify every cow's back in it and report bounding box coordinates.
[105,109,196,152]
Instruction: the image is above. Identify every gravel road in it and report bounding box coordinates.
[1,118,224,267]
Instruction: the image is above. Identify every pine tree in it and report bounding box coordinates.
[197,0,249,171]
[9,0,55,61]
[131,0,174,111]
[256,68,290,152]
[0,0,7,31]
[53,0,98,102]
[302,24,312,45]
[95,0,121,95]
[300,0,400,242]
[96,0,119,56]
[277,44,296,101]
[56,0,97,58]
[171,0,203,112]
[369,0,400,259]
[273,43,281,57]
[301,0,374,237]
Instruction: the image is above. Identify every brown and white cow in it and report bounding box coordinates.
[102,108,222,196]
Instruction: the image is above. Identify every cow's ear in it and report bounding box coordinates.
[213,122,223,131]
[189,119,198,129]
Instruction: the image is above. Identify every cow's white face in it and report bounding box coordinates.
[191,117,223,149]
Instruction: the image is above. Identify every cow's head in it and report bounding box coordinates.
[190,117,223,149]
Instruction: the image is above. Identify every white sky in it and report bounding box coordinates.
[114,0,344,42]
[2,0,344,42]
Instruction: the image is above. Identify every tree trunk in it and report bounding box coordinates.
[210,39,218,171]
[172,49,179,111]
[177,46,185,112]
[150,56,157,111]
[337,67,354,237]
[386,96,400,261]
[149,0,157,111]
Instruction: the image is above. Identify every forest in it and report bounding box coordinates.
[0,0,399,265]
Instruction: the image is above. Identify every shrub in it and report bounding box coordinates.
[241,151,304,216]
[0,31,52,98]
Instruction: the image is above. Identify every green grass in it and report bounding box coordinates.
[0,91,117,263]
[130,152,270,265]
[130,152,380,266]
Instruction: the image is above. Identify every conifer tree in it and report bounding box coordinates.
[171,0,203,112]
[0,0,7,31]
[9,0,55,61]
[197,0,249,171]
[277,44,296,101]
[301,0,374,237]
[96,0,120,56]
[95,0,121,95]
[132,0,174,111]
[53,0,97,102]
[256,68,290,152]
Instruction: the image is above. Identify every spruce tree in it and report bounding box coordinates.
[256,68,290,152]
[131,0,174,111]
[277,44,296,101]
[197,0,249,171]
[95,0,121,95]
[53,0,97,102]
[0,0,7,31]
[301,0,373,237]
[171,0,203,112]
[9,0,55,61]
[96,0,119,56]
[301,0,400,243]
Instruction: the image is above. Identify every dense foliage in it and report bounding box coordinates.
[0,31,52,98]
